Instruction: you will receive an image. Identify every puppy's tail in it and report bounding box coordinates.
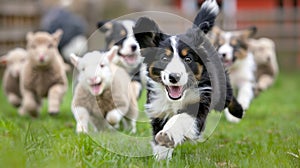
[193,0,219,34]
[225,97,244,123]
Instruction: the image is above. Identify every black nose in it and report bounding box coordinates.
[221,53,226,58]
[169,73,181,84]
[131,45,137,51]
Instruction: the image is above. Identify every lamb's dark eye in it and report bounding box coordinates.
[100,64,105,68]
[184,57,192,63]
[48,43,54,48]
[82,67,85,71]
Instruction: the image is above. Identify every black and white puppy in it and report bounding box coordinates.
[208,26,257,122]
[133,0,243,160]
[97,20,145,98]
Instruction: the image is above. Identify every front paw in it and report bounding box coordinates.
[155,131,175,148]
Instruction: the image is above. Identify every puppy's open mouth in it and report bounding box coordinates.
[90,82,102,94]
[165,85,184,100]
[118,52,138,65]
[223,60,233,67]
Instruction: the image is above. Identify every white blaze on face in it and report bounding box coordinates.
[218,32,234,62]
[118,20,140,62]
[161,36,188,100]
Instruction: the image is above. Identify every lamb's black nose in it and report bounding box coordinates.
[131,45,137,51]
[169,73,181,84]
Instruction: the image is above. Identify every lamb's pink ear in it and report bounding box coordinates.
[107,46,119,62]
[0,55,7,66]
[26,32,34,42]
[52,29,63,43]
[70,53,79,67]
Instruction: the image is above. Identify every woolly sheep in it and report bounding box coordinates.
[249,38,279,95]
[18,30,68,117]
[0,48,27,107]
[70,46,138,133]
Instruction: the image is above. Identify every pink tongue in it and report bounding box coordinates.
[92,85,101,94]
[168,86,183,99]
[124,56,137,64]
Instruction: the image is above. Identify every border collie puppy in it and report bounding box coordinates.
[208,26,257,122]
[133,0,243,160]
[97,20,145,98]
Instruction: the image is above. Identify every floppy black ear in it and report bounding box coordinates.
[133,17,168,48]
[97,20,113,33]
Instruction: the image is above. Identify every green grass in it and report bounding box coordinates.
[0,71,299,168]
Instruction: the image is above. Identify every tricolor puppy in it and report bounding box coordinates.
[97,19,146,99]
[208,26,257,122]
[248,38,279,96]
[133,0,243,160]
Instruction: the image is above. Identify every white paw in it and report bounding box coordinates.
[151,141,174,160]
[155,131,175,148]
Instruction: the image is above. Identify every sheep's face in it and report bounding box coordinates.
[0,48,27,78]
[249,39,275,65]
[26,30,62,66]
[71,47,119,96]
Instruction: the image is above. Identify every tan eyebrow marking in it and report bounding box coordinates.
[165,49,172,56]
[120,30,126,36]
[181,48,189,57]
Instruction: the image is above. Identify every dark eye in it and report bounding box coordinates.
[48,43,54,48]
[184,57,192,63]
[100,64,105,68]
[81,67,85,71]
[161,56,169,62]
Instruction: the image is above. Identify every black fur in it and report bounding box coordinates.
[133,0,242,156]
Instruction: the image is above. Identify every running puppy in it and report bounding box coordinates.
[208,26,257,122]
[133,0,243,160]
[97,19,146,99]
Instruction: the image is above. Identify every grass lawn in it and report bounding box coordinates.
[0,71,299,168]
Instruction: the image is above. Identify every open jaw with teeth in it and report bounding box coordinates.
[90,82,102,94]
[165,85,184,100]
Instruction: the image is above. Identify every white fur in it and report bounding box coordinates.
[159,113,198,145]
[224,52,256,122]
[151,141,174,160]
[202,0,219,16]
[106,109,124,125]
[218,33,234,61]
[72,106,90,133]
[62,35,88,61]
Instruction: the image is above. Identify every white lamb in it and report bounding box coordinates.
[70,46,138,133]
[18,30,68,117]
[0,48,27,107]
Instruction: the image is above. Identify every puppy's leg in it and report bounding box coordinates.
[48,84,67,115]
[237,82,254,110]
[72,106,90,133]
[7,93,21,107]
[153,113,198,160]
